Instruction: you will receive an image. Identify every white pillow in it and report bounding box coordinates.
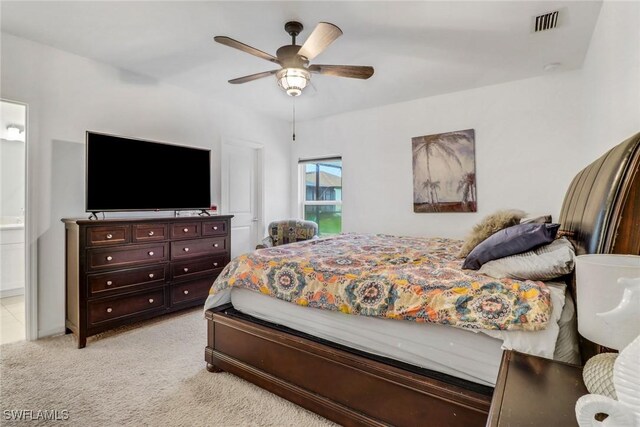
[481,282,566,359]
[478,237,575,281]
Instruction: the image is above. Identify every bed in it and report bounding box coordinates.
[204,132,640,427]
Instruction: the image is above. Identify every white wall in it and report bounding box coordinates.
[292,1,639,240]
[292,71,586,239]
[0,33,290,337]
[581,0,640,159]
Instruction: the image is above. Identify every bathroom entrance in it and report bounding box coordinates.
[0,100,27,344]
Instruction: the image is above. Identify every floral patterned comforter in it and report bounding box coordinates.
[207,234,552,331]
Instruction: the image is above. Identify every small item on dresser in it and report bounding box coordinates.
[462,223,560,270]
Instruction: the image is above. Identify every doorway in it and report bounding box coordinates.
[0,100,27,344]
[220,139,264,258]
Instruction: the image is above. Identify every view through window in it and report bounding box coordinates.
[300,158,342,235]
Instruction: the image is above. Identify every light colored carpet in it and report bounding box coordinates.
[0,309,335,426]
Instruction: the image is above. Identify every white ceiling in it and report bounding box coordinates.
[0,1,602,121]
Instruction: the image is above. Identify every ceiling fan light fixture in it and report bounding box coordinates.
[276,68,310,97]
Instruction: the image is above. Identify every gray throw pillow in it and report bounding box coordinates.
[462,223,560,270]
[457,209,527,258]
[478,237,575,280]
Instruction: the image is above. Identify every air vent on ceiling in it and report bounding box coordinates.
[534,10,560,32]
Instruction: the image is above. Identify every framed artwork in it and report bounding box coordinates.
[412,129,476,213]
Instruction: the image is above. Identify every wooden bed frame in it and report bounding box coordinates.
[205,133,640,427]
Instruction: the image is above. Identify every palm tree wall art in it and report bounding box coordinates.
[412,129,477,213]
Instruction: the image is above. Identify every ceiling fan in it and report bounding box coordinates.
[214,21,374,97]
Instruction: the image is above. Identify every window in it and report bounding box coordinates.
[299,157,342,236]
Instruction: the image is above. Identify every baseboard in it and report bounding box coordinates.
[0,287,25,299]
[38,326,65,339]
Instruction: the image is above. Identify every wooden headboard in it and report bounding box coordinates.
[559,132,640,258]
[558,131,640,359]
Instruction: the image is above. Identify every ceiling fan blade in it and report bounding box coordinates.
[308,65,374,79]
[228,70,278,84]
[297,22,343,61]
[214,36,279,64]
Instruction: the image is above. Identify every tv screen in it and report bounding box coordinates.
[86,132,211,212]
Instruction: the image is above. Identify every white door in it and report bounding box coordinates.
[221,142,263,258]
[0,99,31,342]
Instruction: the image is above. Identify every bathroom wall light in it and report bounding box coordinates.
[6,124,24,141]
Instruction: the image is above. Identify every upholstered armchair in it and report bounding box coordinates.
[256,219,319,249]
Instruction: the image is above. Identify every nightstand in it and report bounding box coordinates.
[487,351,589,426]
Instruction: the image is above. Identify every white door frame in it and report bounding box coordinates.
[1,98,37,341]
[220,137,265,249]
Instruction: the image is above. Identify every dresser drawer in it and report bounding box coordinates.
[202,220,228,236]
[171,237,227,260]
[170,222,200,239]
[86,226,130,247]
[132,223,168,243]
[87,243,168,270]
[171,255,226,280]
[171,276,218,305]
[88,289,166,325]
[88,265,167,296]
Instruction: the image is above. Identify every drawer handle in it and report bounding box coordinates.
[106,256,113,261]
[183,290,189,295]
[148,231,155,236]
[183,247,190,252]
[183,228,189,233]
[183,267,189,273]
[213,244,219,248]
[148,251,154,256]
[213,262,218,267]
[106,307,113,313]
[106,234,113,239]
[148,298,154,304]
[106,280,113,286]
[149,273,155,279]
[213,226,218,230]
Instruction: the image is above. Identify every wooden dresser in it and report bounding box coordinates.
[487,351,587,426]
[62,215,233,348]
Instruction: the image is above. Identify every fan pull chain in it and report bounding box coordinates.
[292,98,296,142]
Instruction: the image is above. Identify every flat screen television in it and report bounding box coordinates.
[86,131,211,212]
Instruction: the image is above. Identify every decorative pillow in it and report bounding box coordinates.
[520,215,552,224]
[478,237,575,280]
[457,209,527,258]
[462,223,560,270]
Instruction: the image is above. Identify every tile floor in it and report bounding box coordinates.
[0,294,25,344]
